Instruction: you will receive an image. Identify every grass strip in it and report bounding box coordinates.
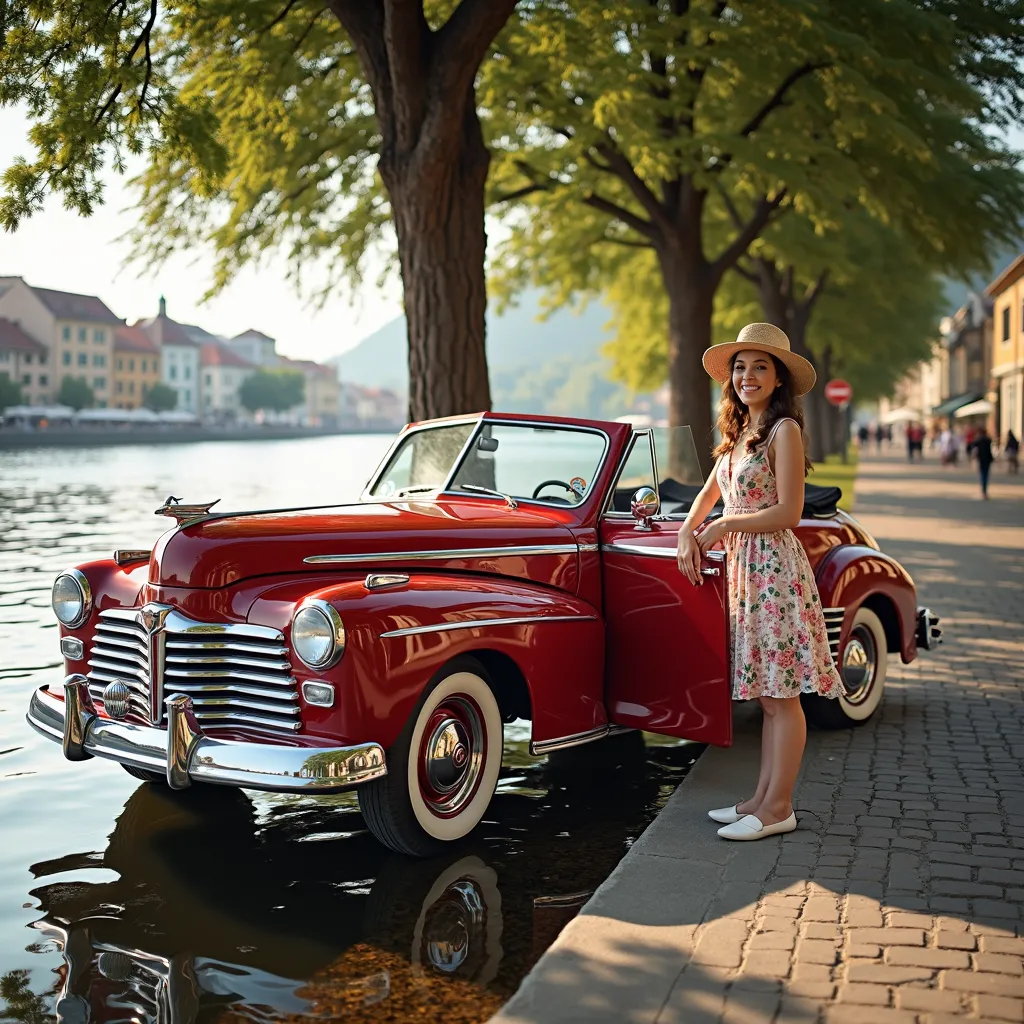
[809,448,859,511]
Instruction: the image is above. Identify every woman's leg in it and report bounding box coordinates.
[737,705,774,814]
[750,696,806,825]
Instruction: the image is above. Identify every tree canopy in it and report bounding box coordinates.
[0,0,518,420]
[143,381,177,412]
[0,374,23,412]
[239,368,305,413]
[484,0,1024,464]
[57,375,95,411]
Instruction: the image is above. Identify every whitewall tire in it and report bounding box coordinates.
[802,606,888,729]
[359,658,504,856]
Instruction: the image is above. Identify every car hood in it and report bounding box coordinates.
[150,499,581,590]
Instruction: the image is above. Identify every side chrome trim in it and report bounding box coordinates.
[602,543,726,563]
[380,613,598,639]
[578,543,599,553]
[305,543,580,565]
[530,724,610,756]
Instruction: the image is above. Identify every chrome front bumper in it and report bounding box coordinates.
[27,675,387,793]
[916,607,942,651]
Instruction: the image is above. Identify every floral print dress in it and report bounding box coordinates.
[714,418,843,701]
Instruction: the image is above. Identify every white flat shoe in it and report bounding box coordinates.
[718,812,797,841]
[708,805,743,824]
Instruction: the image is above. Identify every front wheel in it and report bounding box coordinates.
[359,659,504,857]
[802,606,888,729]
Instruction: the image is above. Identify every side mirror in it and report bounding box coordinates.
[630,487,660,530]
[477,436,499,452]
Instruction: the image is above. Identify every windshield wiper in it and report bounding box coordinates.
[393,485,437,497]
[460,484,519,510]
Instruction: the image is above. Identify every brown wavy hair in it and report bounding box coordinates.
[712,353,813,475]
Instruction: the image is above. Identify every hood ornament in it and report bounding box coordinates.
[154,495,221,526]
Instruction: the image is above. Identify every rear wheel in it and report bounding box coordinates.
[802,606,888,729]
[359,659,504,857]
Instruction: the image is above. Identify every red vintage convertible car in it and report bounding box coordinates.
[28,412,940,855]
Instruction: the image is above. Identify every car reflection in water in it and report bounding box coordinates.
[23,734,700,1024]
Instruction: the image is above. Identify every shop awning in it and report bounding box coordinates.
[954,399,993,419]
[880,407,921,424]
[931,392,983,417]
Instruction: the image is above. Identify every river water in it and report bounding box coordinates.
[0,435,698,1024]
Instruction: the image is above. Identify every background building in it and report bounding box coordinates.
[227,328,279,367]
[113,326,161,409]
[136,297,201,414]
[201,341,255,423]
[0,277,119,407]
[0,318,49,406]
[987,254,1024,443]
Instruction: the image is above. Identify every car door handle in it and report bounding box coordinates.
[700,566,720,576]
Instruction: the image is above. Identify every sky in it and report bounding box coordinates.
[0,106,402,363]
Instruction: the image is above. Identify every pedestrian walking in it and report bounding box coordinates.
[1006,430,1019,474]
[677,323,843,842]
[874,423,885,452]
[858,423,869,448]
[968,426,995,499]
[939,427,959,466]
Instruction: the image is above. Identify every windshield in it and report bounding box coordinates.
[367,420,608,506]
[368,422,476,498]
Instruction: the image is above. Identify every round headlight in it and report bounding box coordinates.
[52,570,92,628]
[292,601,345,669]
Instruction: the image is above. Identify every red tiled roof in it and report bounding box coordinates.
[232,328,275,341]
[0,318,47,355]
[201,340,255,368]
[114,325,159,354]
[987,253,1024,297]
[136,315,200,348]
[30,285,122,325]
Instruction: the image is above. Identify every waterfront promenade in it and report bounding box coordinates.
[493,452,1024,1023]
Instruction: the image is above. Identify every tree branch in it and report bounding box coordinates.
[259,0,303,36]
[739,61,828,139]
[583,192,659,241]
[593,137,672,233]
[326,1,391,117]
[799,268,829,313]
[433,0,520,100]
[709,189,788,283]
[493,183,547,203]
[92,0,158,127]
[733,259,759,284]
[380,0,429,152]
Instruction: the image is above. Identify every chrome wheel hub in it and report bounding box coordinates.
[425,717,471,793]
[422,879,485,973]
[418,697,485,817]
[841,628,876,704]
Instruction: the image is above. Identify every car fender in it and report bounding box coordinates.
[815,545,918,663]
[248,573,606,752]
[54,559,150,681]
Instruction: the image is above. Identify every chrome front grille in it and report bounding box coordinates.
[87,604,300,732]
[823,607,844,666]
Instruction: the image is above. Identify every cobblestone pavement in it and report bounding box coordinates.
[494,452,1024,1024]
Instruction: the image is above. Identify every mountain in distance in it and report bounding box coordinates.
[328,289,641,419]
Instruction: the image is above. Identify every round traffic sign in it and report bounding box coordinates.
[824,379,853,406]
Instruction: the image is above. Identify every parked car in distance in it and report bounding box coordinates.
[28,412,941,855]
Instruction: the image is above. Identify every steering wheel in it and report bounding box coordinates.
[532,479,575,500]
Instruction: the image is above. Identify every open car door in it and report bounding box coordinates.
[600,427,732,747]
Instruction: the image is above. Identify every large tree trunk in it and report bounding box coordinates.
[329,0,516,423]
[661,249,716,476]
[383,97,492,421]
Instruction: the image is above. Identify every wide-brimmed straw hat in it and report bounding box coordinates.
[702,323,816,397]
